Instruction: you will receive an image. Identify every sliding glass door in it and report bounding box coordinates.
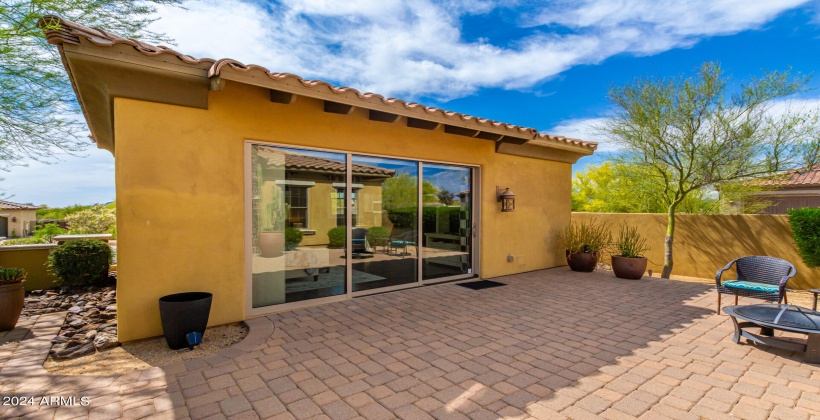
[421,164,473,281]
[250,145,348,307]
[350,156,419,292]
[249,143,476,312]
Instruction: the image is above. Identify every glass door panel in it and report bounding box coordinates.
[251,145,347,307]
[422,164,473,281]
[350,155,419,292]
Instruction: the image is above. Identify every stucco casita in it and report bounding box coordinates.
[44,16,597,342]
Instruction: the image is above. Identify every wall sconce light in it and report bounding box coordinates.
[11,217,16,222]
[496,187,515,212]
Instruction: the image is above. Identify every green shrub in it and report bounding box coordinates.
[386,208,417,228]
[33,223,68,242]
[48,239,112,287]
[1,237,47,246]
[788,208,820,268]
[614,222,650,258]
[65,204,116,236]
[557,219,611,253]
[285,227,303,250]
[0,267,26,285]
[327,227,346,248]
[366,226,390,242]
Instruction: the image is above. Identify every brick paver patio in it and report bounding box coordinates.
[2,268,819,419]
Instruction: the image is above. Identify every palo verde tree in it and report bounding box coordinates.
[0,0,180,174]
[602,62,820,279]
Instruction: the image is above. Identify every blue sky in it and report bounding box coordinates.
[4,0,820,206]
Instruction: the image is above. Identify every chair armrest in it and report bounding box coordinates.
[715,259,737,287]
[779,266,798,290]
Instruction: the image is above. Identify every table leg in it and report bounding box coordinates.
[813,294,818,312]
[730,316,742,344]
[760,327,775,337]
[807,334,820,364]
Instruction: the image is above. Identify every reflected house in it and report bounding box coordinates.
[43,16,598,342]
[253,147,395,247]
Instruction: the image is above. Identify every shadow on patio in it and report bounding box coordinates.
[3,268,819,419]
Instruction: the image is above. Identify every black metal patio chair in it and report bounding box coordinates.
[715,256,797,314]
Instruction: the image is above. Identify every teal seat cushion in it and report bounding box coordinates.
[723,280,779,293]
[391,241,415,246]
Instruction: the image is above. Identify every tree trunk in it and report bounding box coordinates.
[661,205,677,279]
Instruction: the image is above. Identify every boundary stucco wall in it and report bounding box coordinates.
[0,245,58,291]
[572,212,818,290]
[114,81,573,342]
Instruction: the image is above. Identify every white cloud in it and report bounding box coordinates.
[547,95,820,156]
[1,148,114,207]
[147,0,809,99]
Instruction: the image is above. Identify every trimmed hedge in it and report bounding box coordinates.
[788,207,820,268]
[388,206,462,233]
[285,227,303,250]
[47,239,112,287]
[366,226,390,242]
[327,226,346,248]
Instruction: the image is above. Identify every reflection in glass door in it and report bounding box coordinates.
[421,163,472,281]
[350,155,419,292]
[250,145,347,307]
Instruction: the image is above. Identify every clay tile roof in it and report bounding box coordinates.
[257,148,395,177]
[760,164,820,188]
[0,200,40,210]
[40,15,598,153]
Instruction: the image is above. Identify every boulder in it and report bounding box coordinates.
[53,342,95,360]
[93,333,119,350]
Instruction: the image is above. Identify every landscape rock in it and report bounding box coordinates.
[52,342,95,360]
[93,333,120,350]
[22,282,117,361]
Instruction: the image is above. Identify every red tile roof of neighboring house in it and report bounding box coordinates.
[760,164,820,188]
[257,148,396,177]
[40,15,597,154]
[0,200,40,210]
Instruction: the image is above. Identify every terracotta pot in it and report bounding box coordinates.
[0,282,25,331]
[259,232,285,258]
[565,250,600,272]
[612,255,648,280]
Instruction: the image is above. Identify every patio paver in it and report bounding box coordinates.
[1,268,819,419]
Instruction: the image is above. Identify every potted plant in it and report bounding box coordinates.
[611,222,651,279]
[0,267,26,331]
[558,219,611,272]
[259,188,287,258]
[285,227,303,251]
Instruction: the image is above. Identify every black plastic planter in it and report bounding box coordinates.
[158,292,212,350]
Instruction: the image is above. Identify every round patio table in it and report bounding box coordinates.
[724,304,820,364]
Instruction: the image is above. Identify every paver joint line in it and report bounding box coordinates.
[1,268,819,418]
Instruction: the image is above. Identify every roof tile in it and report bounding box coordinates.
[40,15,597,152]
[0,200,40,210]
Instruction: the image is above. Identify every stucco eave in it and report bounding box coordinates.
[62,45,211,154]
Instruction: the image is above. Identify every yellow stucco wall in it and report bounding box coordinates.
[0,245,58,291]
[572,212,819,290]
[114,81,572,342]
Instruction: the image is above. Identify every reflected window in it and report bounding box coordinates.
[285,186,308,228]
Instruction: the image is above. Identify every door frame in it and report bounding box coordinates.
[244,140,480,317]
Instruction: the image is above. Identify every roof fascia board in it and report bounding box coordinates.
[215,69,534,142]
[496,141,591,164]
[63,44,208,78]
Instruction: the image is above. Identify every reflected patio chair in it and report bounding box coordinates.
[350,227,373,259]
[389,230,417,257]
